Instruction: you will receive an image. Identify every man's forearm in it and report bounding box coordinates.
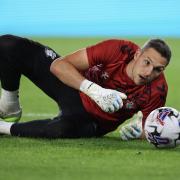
[50,58,85,90]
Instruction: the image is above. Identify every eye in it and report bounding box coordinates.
[154,67,164,73]
[144,59,150,65]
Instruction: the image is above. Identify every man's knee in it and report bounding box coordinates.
[0,34,18,41]
[44,115,98,139]
[44,116,77,138]
[0,34,19,50]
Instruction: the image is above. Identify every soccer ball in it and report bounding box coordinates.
[144,107,180,148]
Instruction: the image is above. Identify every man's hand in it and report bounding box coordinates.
[119,111,143,140]
[80,79,127,113]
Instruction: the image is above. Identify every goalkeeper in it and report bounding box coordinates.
[0,35,171,139]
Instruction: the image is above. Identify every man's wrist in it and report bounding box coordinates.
[79,79,94,92]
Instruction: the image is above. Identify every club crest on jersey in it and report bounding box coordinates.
[45,48,57,60]
[157,109,171,126]
[125,100,135,109]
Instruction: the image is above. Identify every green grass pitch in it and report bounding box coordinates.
[0,37,180,180]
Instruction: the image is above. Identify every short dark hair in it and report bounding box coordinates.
[141,39,171,64]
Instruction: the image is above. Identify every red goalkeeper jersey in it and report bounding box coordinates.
[79,39,168,133]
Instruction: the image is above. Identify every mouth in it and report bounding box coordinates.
[139,75,148,83]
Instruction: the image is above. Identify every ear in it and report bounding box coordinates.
[134,49,141,61]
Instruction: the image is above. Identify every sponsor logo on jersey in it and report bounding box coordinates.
[85,64,109,83]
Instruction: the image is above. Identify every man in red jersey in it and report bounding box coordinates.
[0,35,171,139]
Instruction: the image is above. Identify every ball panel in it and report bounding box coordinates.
[144,107,180,148]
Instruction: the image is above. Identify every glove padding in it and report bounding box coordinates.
[80,79,127,113]
[119,111,143,140]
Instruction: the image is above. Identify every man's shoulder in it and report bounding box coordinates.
[100,39,139,48]
[87,39,139,53]
[151,73,168,95]
[153,73,167,85]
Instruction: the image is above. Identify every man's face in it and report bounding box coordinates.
[131,48,168,85]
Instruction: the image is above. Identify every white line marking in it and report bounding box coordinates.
[22,113,57,117]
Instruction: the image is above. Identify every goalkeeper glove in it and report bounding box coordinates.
[80,79,127,113]
[119,111,143,140]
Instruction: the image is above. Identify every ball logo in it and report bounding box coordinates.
[147,132,170,145]
[157,109,171,126]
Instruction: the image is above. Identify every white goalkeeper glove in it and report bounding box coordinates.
[119,111,143,140]
[80,79,127,113]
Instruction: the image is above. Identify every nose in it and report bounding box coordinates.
[144,66,153,77]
